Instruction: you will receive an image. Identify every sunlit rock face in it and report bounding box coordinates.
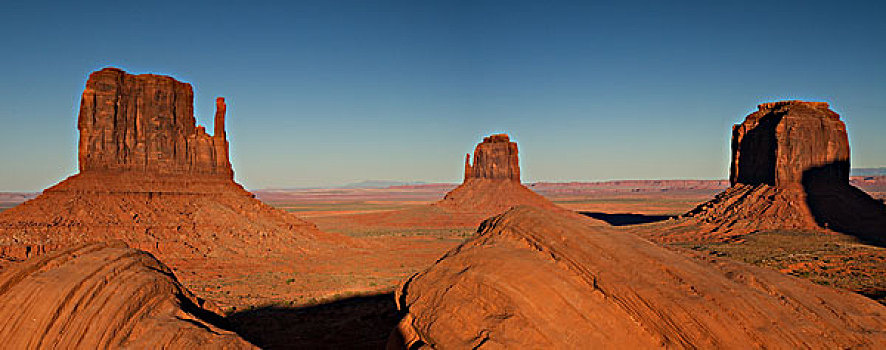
[463,134,520,182]
[730,101,849,188]
[651,100,886,243]
[78,68,232,177]
[390,206,886,349]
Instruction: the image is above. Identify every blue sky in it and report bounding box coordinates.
[1,1,884,191]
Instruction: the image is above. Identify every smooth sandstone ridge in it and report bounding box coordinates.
[0,68,336,262]
[391,206,886,349]
[660,101,886,242]
[0,243,254,349]
[435,134,559,215]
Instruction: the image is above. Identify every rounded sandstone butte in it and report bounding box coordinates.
[390,206,886,349]
[731,100,849,188]
[0,243,254,349]
[78,67,232,178]
[465,133,520,182]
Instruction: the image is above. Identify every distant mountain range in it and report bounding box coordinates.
[851,168,886,176]
[261,180,431,191]
[333,180,430,188]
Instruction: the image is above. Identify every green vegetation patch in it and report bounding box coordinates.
[673,230,886,304]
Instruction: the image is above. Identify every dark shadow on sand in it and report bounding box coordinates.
[580,212,672,226]
[226,292,401,350]
[802,161,886,247]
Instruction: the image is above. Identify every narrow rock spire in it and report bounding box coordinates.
[214,97,226,140]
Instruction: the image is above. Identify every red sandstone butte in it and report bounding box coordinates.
[435,134,560,215]
[654,101,886,242]
[78,68,232,177]
[0,243,254,348]
[730,101,849,187]
[390,206,886,349]
[0,68,341,262]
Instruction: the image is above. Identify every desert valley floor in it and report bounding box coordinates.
[3,178,883,348]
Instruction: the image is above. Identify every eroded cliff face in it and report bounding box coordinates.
[78,68,231,177]
[0,243,254,349]
[731,101,849,187]
[464,134,520,182]
[390,207,886,349]
[654,101,886,242]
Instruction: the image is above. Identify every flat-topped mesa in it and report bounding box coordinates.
[654,100,886,243]
[464,133,520,182]
[78,68,232,178]
[731,100,849,188]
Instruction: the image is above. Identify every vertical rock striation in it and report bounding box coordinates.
[730,101,849,187]
[464,134,520,181]
[78,68,232,177]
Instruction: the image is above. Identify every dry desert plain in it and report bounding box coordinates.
[2,177,884,347]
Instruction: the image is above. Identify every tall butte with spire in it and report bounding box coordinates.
[0,68,339,263]
[656,101,886,243]
[434,134,559,215]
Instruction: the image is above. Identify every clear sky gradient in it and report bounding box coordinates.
[1,1,884,191]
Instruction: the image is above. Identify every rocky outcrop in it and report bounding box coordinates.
[0,243,254,349]
[391,206,886,349]
[0,68,343,263]
[78,68,231,177]
[730,101,849,187]
[658,101,886,242]
[464,134,520,181]
[435,134,559,215]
